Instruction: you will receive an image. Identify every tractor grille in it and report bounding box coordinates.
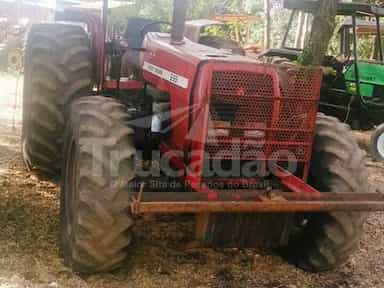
[205,66,322,162]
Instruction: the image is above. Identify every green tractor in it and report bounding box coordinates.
[259,1,384,161]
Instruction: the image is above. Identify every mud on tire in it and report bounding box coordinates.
[60,96,136,273]
[283,113,369,272]
[22,23,92,177]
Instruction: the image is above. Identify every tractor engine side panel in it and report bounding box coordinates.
[141,34,202,151]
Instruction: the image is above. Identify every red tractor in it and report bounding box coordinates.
[21,0,384,274]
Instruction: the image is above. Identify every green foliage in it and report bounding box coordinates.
[109,0,172,32]
[187,0,220,19]
[357,35,376,59]
[109,5,140,33]
[109,0,266,45]
[107,0,342,54]
[108,0,384,60]
[328,16,381,60]
[201,25,232,39]
[109,0,221,29]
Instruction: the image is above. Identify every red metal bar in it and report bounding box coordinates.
[274,165,321,197]
[137,191,384,202]
[205,138,311,146]
[212,125,314,132]
[135,200,384,213]
[160,142,325,200]
[159,143,322,199]
[132,191,384,214]
[104,80,144,90]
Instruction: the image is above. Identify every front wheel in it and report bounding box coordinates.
[282,113,369,272]
[370,123,384,162]
[60,96,136,273]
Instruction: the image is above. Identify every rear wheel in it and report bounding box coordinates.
[22,23,92,177]
[60,96,136,273]
[283,113,368,272]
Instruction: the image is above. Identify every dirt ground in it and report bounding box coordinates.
[1,77,384,287]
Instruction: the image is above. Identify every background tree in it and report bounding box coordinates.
[298,0,338,65]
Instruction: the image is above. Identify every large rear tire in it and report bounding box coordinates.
[60,96,136,273]
[22,23,92,177]
[283,113,369,272]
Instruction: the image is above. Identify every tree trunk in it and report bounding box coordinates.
[264,0,271,49]
[298,0,338,65]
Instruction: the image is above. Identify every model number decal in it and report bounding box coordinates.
[143,61,189,89]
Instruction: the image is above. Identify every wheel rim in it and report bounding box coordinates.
[377,133,384,158]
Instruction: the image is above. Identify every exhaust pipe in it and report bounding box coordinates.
[171,0,188,44]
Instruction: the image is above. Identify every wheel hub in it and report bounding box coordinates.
[376,133,384,158]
